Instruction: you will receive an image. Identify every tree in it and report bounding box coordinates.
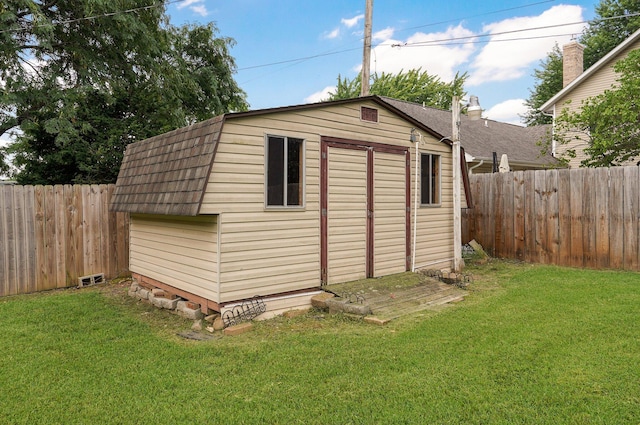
[553,49,640,167]
[0,1,248,184]
[521,45,563,126]
[581,0,640,68]
[523,0,640,126]
[327,68,468,111]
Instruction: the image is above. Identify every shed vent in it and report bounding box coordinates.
[361,106,378,123]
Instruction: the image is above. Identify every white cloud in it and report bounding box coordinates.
[177,0,208,16]
[323,28,340,40]
[362,24,476,82]
[483,99,527,125]
[304,86,336,103]
[467,5,586,86]
[373,27,394,41]
[190,5,208,16]
[342,14,364,28]
[177,0,201,9]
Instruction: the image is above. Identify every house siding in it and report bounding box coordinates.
[129,214,219,301]
[554,38,640,167]
[199,101,457,302]
[412,138,455,270]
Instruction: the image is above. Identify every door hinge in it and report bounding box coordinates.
[322,208,327,216]
[322,152,327,159]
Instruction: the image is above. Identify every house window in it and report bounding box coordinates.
[421,153,440,205]
[266,135,304,207]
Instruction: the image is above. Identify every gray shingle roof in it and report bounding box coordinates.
[109,115,224,216]
[381,97,555,166]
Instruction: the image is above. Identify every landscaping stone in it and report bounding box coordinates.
[176,301,204,320]
[137,288,150,300]
[127,286,138,298]
[204,314,219,323]
[152,295,178,310]
[151,288,165,297]
[191,320,203,331]
[311,292,335,310]
[212,316,225,331]
[223,322,253,336]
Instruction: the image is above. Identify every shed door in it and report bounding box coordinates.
[320,137,410,286]
[373,151,407,277]
[326,147,368,285]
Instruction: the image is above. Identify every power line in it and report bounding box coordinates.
[0,0,184,35]
[395,0,560,34]
[391,20,590,48]
[238,11,640,72]
[238,0,564,72]
[392,12,640,48]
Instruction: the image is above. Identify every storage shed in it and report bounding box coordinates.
[110,96,471,316]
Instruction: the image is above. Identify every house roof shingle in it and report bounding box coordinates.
[381,97,555,167]
[109,115,224,216]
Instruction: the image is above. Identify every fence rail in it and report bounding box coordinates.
[0,184,129,297]
[463,166,640,271]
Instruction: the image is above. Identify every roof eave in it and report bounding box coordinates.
[540,27,640,112]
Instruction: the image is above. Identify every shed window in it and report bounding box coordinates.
[421,153,440,205]
[266,135,304,207]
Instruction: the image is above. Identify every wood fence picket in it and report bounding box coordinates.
[0,184,129,296]
[462,166,640,271]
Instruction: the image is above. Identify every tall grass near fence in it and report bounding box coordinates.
[462,166,640,271]
[0,184,129,296]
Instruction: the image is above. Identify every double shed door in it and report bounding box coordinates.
[320,137,410,285]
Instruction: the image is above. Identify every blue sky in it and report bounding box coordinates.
[168,0,599,125]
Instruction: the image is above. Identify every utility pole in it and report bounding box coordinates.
[452,96,462,272]
[360,0,373,96]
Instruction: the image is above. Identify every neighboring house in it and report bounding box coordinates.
[110,96,471,317]
[383,97,556,174]
[541,28,640,167]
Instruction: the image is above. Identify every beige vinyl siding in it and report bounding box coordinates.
[196,100,456,301]
[217,211,319,302]
[554,39,640,167]
[373,151,407,276]
[129,214,218,301]
[327,147,368,285]
[412,139,455,270]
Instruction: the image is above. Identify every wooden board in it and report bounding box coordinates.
[557,169,572,266]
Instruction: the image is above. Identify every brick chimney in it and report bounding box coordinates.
[563,41,584,87]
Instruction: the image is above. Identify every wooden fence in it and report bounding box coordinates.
[462,166,640,271]
[0,184,129,297]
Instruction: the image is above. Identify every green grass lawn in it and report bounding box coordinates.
[1,260,639,424]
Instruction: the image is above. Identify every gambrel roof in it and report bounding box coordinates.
[110,116,224,216]
[110,96,453,216]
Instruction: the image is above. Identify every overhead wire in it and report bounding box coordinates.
[0,0,185,35]
[237,11,640,73]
